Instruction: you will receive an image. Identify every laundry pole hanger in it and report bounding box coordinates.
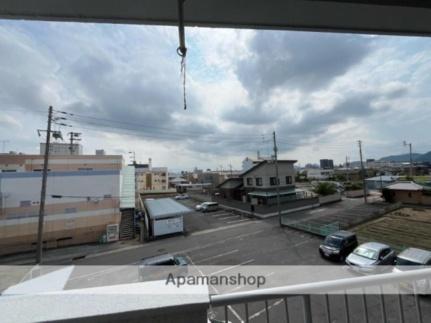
[177,0,187,110]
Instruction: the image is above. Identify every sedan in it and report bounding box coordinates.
[174,194,189,200]
[346,242,396,274]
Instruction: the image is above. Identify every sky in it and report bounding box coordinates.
[1,20,431,171]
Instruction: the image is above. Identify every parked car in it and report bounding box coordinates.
[346,242,396,273]
[195,202,219,212]
[138,254,189,281]
[393,247,431,294]
[201,202,219,212]
[174,194,189,200]
[140,254,189,266]
[319,230,358,262]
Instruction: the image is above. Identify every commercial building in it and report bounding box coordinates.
[0,153,123,172]
[305,168,334,180]
[0,152,124,256]
[320,159,334,170]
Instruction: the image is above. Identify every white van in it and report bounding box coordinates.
[200,202,219,212]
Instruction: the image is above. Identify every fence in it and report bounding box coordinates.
[285,221,340,237]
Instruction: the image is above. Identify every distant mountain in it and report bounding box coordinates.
[379,151,431,162]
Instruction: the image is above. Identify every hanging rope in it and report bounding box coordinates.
[177,0,187,110]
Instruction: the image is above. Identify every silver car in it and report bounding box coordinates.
[346,242,396,273]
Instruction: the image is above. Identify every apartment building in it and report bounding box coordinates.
[134,159,169,193]
[0,153,124,256]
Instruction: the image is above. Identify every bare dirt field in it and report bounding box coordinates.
[354,207,431,251]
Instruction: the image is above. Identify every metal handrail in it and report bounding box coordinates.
[210,267,431,306]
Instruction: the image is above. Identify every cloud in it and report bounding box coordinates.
[236,31,372,94]
[0,20,430,169]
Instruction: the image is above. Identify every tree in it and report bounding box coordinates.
[313,182,337,196]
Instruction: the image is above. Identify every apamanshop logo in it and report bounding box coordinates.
[166,273,266,288]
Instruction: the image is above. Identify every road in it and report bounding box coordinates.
[68,201,430,323]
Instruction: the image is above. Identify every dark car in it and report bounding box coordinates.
[319,230,358,262]
[138,254,189,281]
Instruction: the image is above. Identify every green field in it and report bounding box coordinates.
[353,207,431,252]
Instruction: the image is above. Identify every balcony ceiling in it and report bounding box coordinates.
[0,0,431,36]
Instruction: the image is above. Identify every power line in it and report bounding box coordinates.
[56,110,267,139]
[64,121,274,144]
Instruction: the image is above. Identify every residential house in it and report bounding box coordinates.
[218,159,304,205]
[383,181,431,205]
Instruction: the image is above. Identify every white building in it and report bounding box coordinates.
[305,168,334,180]
[40,142,83,155]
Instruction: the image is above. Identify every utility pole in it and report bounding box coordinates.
[229,163,233,177]
[358,140,368,204]
[345,156,350,182]
[0,140,9,153]
[403,141,413,179]
[273,131,281,225]
[68,132,81,155]
[36,106,53,264]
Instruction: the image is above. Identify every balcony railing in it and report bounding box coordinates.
[209,268,431,323]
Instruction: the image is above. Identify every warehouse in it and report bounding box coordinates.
[144,198,192,238]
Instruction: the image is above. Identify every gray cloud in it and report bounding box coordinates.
[237,31,372,95]
[221,105,279,125]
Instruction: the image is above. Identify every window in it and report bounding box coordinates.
[103,194,112,199]
[408,192,412,198]
[380,248,390,259]
[286,176,292,184]
[255,177,263,186]
[270,177,277,186]
[65,207,77,213]
[246,177,253,185]
[1,169,16,172]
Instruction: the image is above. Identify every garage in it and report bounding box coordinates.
[144,198,192,238]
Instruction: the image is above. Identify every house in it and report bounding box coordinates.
[218,159,303,205]
[365,175,399,190]
[383,181,431,205]
[217,177,243,200]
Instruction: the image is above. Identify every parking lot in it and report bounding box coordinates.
[67,198,430,322]
[4,197,429,322]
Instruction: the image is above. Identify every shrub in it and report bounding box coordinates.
[313,182,337,196]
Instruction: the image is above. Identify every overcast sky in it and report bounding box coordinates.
[1,20,431,171]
